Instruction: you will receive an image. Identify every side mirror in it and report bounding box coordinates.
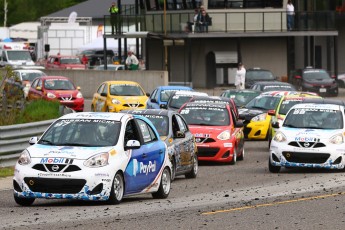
[146,93,150,97]
[36,86,42,91]
[235,120,244,128]
[124,140,141,150]
[175,131,185,138]
[238,114,246,120]
[100,92,107,97]
[268,109,276,116]
[29,136,38,145]
[272,121,280,128]
[151,98,157,103]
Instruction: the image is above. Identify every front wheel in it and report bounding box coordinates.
[108,172,124,204]
[268,157,281,173]
[185,154,198,179]
[14,196,35,206]
[152,167,171,199]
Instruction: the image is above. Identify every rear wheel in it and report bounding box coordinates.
[14,196,35,206]
[108,172,124,204]
[268,157,281,173]
[185,154,198,179]
[237,148,244,161]
[152,167,171,199]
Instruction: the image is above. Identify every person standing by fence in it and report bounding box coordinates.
[235,62,246,89]
[125,51,139,70]
[109,2,119,34]
[286,0,295,31]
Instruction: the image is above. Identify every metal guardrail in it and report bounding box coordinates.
[0,119,56,167]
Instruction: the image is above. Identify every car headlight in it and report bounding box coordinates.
[217,130,230,140]
[18,150,31,165]
[47,92,56,99]
[273,131,286,142]
[251,113,267,122]
[330,134,343,144]
[111,99,121,104]
[84,152,109,167]
[76,91,83,98]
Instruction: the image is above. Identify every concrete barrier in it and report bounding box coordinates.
[0,69,169,98]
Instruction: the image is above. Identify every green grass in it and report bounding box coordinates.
[0,166,14,178]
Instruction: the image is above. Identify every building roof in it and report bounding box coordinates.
[44,0,135,18]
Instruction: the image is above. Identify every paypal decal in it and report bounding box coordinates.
[132,159,157,176]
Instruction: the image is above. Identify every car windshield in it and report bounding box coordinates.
[303,70,331,80]
[180,107,230,126]
[283,108,343,129]
[38,119,121,147]
[60,58,82,64]
[109,84,145,96]
[225,92,261,107]
[169,95,193,109]
[160,90,179,102]
[7,50,32,61]
[21,72,45,82]
[278,100,302,115]
[144,115,169,137]
[44,79,75,90]
[246,70,274,80]
[245,95,281,110]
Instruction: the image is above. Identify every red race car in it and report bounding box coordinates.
[179,101,244,164]
[27,76,84,112]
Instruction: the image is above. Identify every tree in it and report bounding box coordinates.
[0,0,87,26]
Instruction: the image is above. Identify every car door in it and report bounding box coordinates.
[124,118,165,194]
[230,107,244,154]
[28,78,43,100]
[94,83,107,111]
[146,88,158,109]
[173,114,195,172]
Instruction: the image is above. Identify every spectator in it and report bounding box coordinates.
[197,9,211,33]
[109,2,119,34]
[286,0,295,31]
[81,54,88,65]
[187,8,199,33]
[235,62,246,90]
[125,51,139,70]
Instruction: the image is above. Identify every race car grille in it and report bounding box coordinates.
[32,164,82,173]
[123,103,145,108]
[288,141,326,148]
[24,177,86,193]
[197,147,219,157]
[195,137,216,143]
[282,151,330,164]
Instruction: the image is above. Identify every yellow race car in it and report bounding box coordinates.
[91,80,149,112]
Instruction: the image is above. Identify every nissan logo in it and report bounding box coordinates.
[51,165,60,172]
[303,142,310,148]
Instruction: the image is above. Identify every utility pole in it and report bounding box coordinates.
[4,0,7,27]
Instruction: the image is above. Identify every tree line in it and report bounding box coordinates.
[0,0,87,26]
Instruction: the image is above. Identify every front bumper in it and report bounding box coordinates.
[196,142,235,162]
[270,141,345,169]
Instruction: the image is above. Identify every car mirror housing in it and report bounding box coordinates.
[29,136,38,145]
[272,121,280,128]
[125,140,141,150]
[151,98,157,103]
[100,92,107,97]
[268,109,276,116]
[175,131,185,138]
[235,120,244,128]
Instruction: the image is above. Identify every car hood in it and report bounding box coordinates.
[188,125,231,136]
[48,89,80,97]
[239,108,266,120]
[281,128,341,140]
[26,144,114,160]
[304,78,335,85]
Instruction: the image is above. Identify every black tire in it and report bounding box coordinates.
[268,156,281,173]
[171,157,176,181]
[185,154,198,179]
[237,148,244,161]
[107,172,124,204]
[152,167,171,199]
[14,196,35,206]
[230,148,237,165]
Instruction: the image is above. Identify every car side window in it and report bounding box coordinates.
[102,84,108,94]
[124,120,139,144]
[137,119,157,143]
[175,114,189,133]
[97,84,105,94]
[37,79,42,88]
[229,108,237,125]
[150,89,157,100]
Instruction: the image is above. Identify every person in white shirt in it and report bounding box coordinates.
[125,51,139,70]
[286,0,295,31]
[235,62,246,90]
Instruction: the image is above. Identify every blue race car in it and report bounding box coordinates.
[146,86,193,109]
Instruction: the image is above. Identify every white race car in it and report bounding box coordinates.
[269,103,345,173]
[13,112,172,206]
